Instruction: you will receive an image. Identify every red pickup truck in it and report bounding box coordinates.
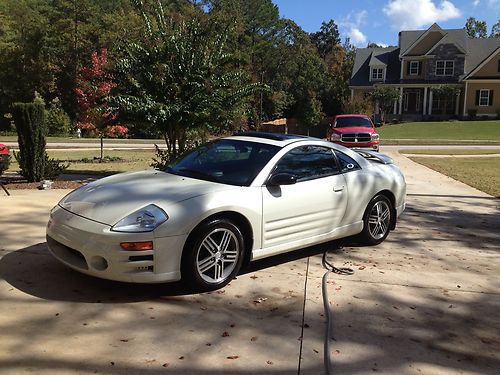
[326,114,380,152]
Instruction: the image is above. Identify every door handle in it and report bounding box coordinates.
[333,185,345,192]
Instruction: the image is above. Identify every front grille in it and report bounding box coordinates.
[127,253,154,273]
[341,133,371,143]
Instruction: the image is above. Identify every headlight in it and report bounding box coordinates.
[371,133,380,141]
[111,204,168,232]
[331,133,341,141]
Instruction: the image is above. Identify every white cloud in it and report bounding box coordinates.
[473,0,480,6]
[383,0,461,30]
[339,10,368,47]
[349,28,368,45]
[376,42,389,47]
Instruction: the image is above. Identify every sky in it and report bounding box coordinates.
[271,0,500,47]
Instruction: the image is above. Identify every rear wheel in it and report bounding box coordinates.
[359,195,392,245]
[182,219,244,291]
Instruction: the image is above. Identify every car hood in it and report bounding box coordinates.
[59,170,236,225]
[334,126,375,134]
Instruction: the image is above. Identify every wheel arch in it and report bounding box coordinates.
[184,211,254,268]
[373,189,397,230]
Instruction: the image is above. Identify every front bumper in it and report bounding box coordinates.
[332,141,379,151]
[46,205,186,283]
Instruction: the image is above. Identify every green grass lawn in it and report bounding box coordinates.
[410,156,500,198]
[379,120,500,144]
[399,148,500,155]
[8,149,156,175]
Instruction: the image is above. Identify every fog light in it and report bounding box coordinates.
[120,241,154,251]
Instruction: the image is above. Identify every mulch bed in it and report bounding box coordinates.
[1,174,84,190]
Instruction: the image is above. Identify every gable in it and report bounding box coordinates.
[468,48,500,78]
[406,31,444,56]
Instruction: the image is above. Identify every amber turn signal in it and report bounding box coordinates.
[120,241,154,251]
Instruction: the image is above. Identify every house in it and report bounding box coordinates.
[350,23,500,120]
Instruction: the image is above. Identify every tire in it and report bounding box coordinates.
[182,219,245,291]
[359,195,393,246]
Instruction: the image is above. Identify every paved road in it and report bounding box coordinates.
[0,153,498,374]
[2,140,500,152]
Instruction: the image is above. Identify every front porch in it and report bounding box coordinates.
[382,85,463,121]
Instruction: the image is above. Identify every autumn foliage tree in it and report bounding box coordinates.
[76,48,127,159]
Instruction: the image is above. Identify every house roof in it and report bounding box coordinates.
[351,47,400,86]
[350,23,500,88]
[464,39,500,78]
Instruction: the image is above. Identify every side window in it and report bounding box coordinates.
[273,146,339,181]
[335,151,361,173]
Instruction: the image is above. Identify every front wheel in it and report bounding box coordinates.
[359,195,393,245]
[182,219,244,291]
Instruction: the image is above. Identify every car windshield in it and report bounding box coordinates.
[166,139,281,186]
[335,117,373,128]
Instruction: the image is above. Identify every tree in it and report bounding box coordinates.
[46,98,71,136]
[465,17,487,38]
[297,93,323,136]
[490,20,500,38]
[371,87,399,123]
[367,42,383,48]
[112,2,264,159]
[12,101,46,182]
[76,48,127,160]
[311,20,341,58]
[432,85,461,115]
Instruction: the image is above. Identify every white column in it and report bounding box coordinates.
[393,98,398,114]
[350,89,354,101]
[463,82,468,117]
[455,91,460,115]
[398,87,403,115]
[375,100,380,114]
[423,87,428,115]
[428,89,433,115]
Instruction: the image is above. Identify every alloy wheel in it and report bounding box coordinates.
[195,228,240,284]
[368,200,391,240]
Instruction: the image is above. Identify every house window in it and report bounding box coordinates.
[409,61,420,75]
[371,68,384,80]
[435,60,454,76]
[479,89,490,106]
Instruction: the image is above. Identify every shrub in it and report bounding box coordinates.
[12,102,46,182]
[46,98,71,136]
[43,153,69,179]
[0,154,10,175]
[468,109,477,120]
[342,97,373,115]
[151,144,171,170]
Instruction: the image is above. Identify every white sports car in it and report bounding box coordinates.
[47,132,406,290]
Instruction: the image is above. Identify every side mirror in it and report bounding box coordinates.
[267,173,298,186]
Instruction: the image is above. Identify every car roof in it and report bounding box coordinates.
[229,132,316,147]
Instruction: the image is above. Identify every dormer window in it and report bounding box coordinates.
[371,67,384,81]
[409,61,421,75]
[436,60,454,76]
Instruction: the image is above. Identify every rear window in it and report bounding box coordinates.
[335,117,373,128]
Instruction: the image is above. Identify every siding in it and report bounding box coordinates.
[471,51,500,77]
[465,82,500,115]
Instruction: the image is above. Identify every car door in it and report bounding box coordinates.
[261,145,348,250]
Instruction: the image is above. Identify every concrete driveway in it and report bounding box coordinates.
[0,153,498,374]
